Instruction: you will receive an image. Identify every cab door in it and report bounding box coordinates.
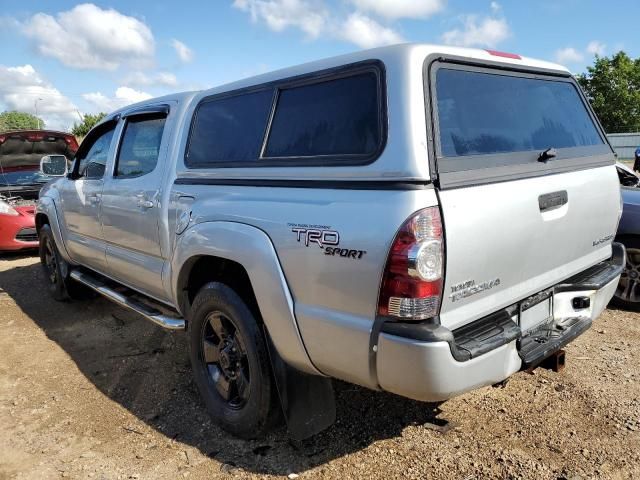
[58,121,118,273]
[100,105,170,301]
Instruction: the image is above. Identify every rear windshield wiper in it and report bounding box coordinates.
[538,147,557,163]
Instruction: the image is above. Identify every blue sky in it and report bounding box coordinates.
[1,0,638,131]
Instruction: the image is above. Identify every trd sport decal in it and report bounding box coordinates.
[288,223,367,260]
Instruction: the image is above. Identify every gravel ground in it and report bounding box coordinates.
[0,254,639,480]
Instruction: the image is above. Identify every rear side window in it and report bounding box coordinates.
[186,89,273,167]
[116,116,166,177]
[185,63,385,168]
[436,68,604,159]
[264,72,381,158]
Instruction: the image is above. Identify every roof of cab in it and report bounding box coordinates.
[105,90,198,122]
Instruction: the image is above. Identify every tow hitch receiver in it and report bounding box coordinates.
[539,349,566,373]
[518,316,590,369]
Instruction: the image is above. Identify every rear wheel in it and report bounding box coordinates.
[38,224,91,301]
[188,282,279,439]
[612,236,640,311]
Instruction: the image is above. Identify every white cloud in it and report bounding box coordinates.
[123,71,179,88]
[0,64,77,131]
[490,1,501,13]
[338,13,404,49]
[554,47,584,65]
[171,39,194,63]
[586,40,606,56]
[233,0,404,49]
[441,15,510,48]
[22,3,155,71]
[348,0,445,19]
[233,0,328,38]
[82,87,152,113]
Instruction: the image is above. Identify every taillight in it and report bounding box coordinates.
[377,207,444,321]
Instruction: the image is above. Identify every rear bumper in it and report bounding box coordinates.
[375,243,624,402]
[0,213,38,251]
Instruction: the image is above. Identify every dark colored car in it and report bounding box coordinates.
[613,162,640,308]
[0,130,78,252]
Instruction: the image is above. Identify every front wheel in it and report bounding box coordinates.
[38,224,92,301]
[188,282,279,439]
[612,236,640,311]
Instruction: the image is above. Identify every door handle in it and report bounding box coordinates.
[136,193,156,209]
[538,191,568,212]
[87,194,101,205]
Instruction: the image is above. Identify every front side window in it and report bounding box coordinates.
[264,72,380,158]
[116,116,166,177]
[77,127,116,179]
[436,68,604,160]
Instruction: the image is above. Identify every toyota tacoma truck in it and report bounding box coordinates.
[36,44,624,440]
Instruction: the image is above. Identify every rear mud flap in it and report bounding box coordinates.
[264,327,336,440]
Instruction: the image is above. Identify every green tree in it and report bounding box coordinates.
[71,112,107,138]
[577,51,640,133]
[0,111,45,132]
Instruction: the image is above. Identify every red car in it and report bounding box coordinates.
[0,130,78,252]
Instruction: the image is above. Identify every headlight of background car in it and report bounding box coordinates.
[0,199,19,216]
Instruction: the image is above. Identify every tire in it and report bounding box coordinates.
[38,224,92,301]
[611,236,640,311]
[188,282,279,439]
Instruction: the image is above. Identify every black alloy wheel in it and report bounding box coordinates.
[39,224,68,301]
[188,282,279,439]
[201,311,251,409]
[38,224,94,301]
[42,234,58,286]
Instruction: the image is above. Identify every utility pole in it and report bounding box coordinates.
[34,98,43,129]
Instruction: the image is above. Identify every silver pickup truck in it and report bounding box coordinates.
[36,44,624,440]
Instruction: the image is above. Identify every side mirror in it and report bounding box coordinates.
[40,155,68,177]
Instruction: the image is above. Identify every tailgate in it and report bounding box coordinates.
[429,61,620,330]
[438,166,620,329]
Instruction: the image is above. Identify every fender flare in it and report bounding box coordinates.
[36,196,74,264]
[171,221,321,376]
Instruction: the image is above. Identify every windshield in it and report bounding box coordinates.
[0,167,53,187]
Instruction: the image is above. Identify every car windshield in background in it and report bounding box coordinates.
[0,168,52,187]
[436,68,604,158]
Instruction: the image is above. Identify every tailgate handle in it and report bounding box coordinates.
[538,191,568,212]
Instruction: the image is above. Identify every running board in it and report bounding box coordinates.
[69,270,185,330]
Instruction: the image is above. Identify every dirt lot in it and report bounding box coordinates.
[0,254,639,480]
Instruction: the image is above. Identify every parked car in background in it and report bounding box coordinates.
[617,162,640,187]
[37,44,623,440]
[0,130,78,252]
[613,162,640,308]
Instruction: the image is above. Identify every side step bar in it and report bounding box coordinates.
[70,270,185,330]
